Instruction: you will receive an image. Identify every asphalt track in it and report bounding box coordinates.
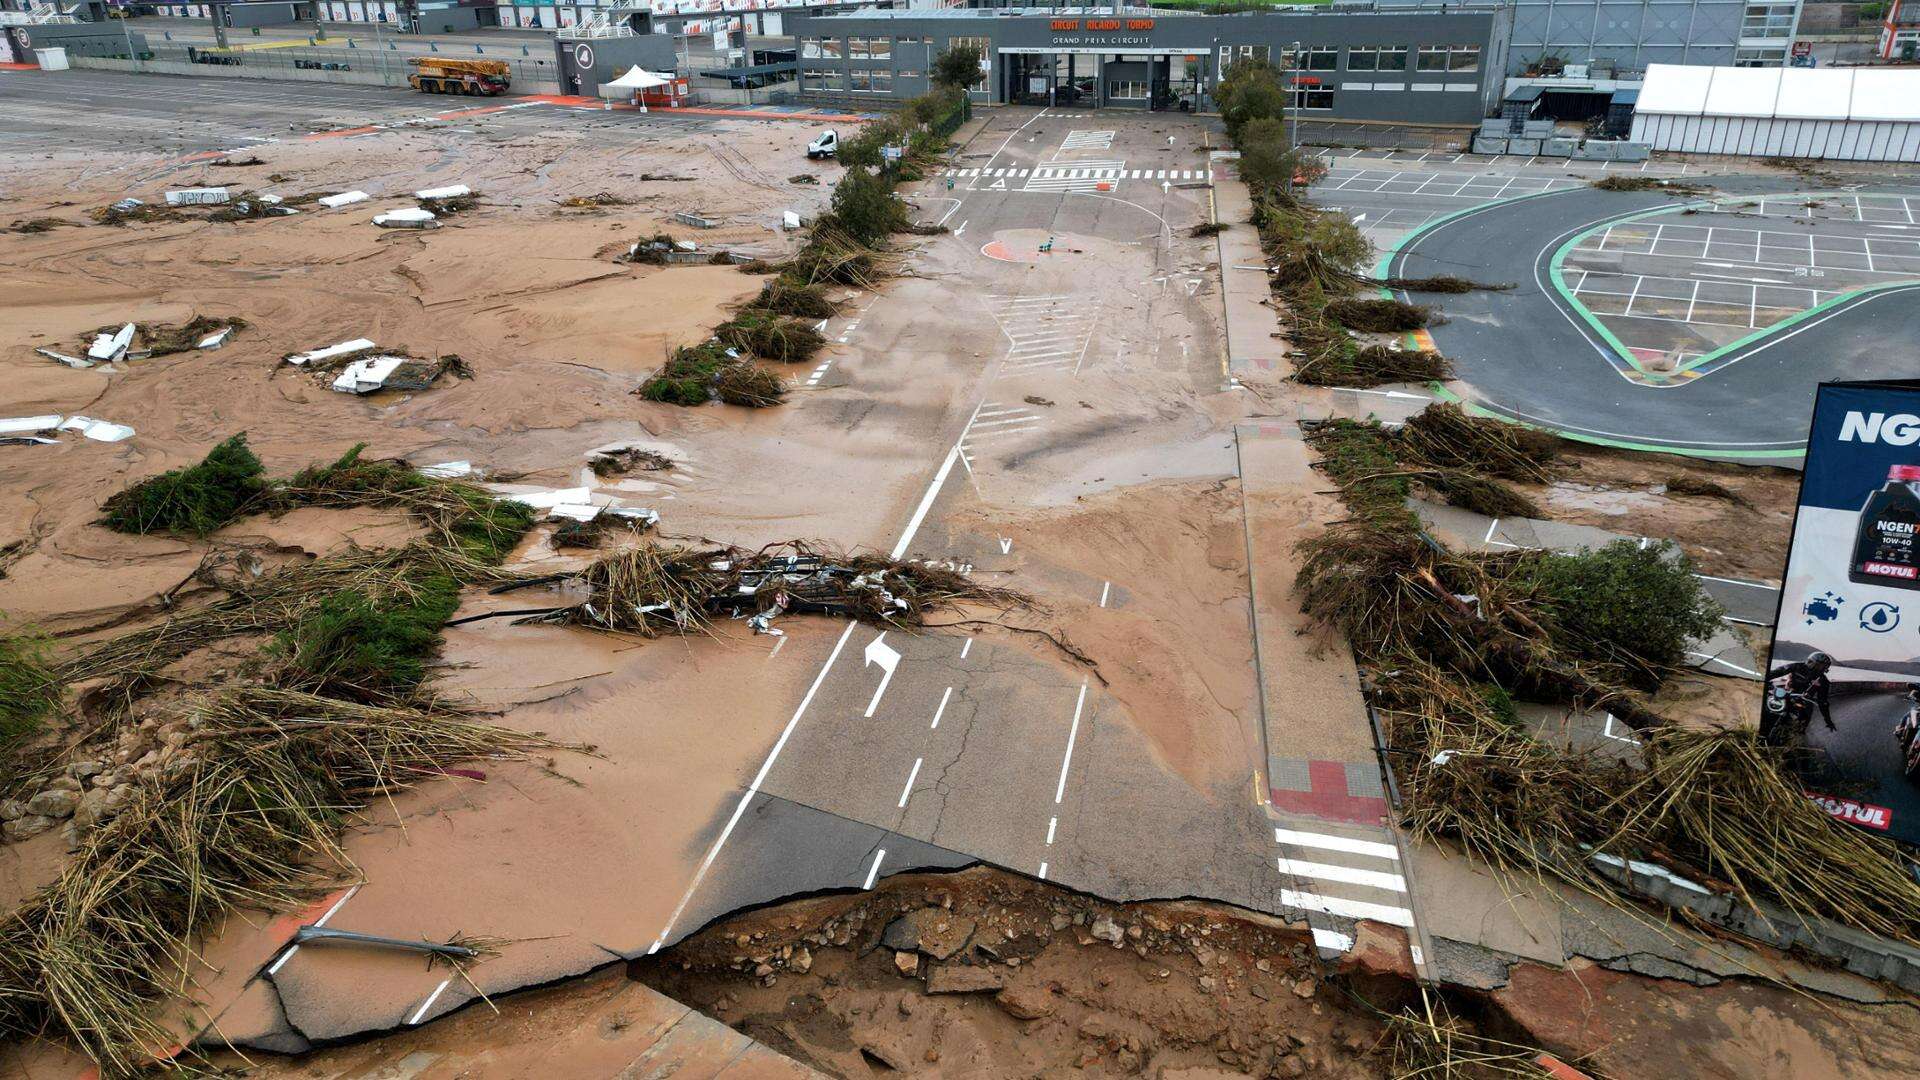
[1382,184,1920,460]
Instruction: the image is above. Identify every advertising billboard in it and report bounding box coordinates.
[1771,381,1920,846]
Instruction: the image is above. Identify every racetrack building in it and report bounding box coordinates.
[787,4,1513,126]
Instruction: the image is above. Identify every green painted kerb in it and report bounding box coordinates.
[1427,385,1806,461]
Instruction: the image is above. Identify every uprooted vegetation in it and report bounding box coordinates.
[1298,402,1920,948]
[637,78,967,408]
[481,542,1025,638]
[1590,175,1713,197]
[2,440,577,1073]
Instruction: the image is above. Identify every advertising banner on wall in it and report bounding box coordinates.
[1770,380,1920,846]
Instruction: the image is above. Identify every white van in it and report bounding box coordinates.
[807,130,838,160]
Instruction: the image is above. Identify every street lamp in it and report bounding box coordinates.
[117,7,140,70]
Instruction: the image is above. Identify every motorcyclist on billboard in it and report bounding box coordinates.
[1762,652,1836,746]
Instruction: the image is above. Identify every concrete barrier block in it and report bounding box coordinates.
[1471,136,1509,155]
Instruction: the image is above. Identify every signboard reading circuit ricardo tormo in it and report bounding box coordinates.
[1772,381,1920,847]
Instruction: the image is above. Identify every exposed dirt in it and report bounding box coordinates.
[630,868,1402,1079]
[1520,444,1802,580]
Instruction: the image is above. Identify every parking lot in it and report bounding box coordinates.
[1562,195,1920,373]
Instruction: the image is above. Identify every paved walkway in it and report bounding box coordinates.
[1212,156,1289,378]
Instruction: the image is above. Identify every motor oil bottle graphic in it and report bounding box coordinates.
[1851,465,1920,590]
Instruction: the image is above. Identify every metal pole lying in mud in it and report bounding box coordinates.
[293,924,480,960]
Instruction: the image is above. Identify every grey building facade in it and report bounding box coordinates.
[1463,0,1801,75]
[789,5,1514,126]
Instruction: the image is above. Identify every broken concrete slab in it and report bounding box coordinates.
[34,347,91,369]
[880,909,977,961]
[196,327,233,350]
[58,416,135,442]
[317,190,369,209]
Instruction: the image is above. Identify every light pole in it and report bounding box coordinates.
[117,7,140,70]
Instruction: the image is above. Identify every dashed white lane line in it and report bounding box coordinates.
[407,977,453,1026]
[265,883,359,976]
[1098,581,1111,608]
[1038,861,1050,880]
[1280,889,1416,927]
[1053,681,1089,805]
[898,757,923,808]
[1275,828,1400,860]
[1046,816,1058,844]
[864,848,888,890]
[1277,857,1407,893]
[959,637,973,659]
[930,686,953,729]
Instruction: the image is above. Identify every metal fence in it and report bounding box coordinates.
[64,38,561,91]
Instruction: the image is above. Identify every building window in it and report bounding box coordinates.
[1416,45,1449,71]
[1449,45,1480,72]
[1733,45,1789,65]
[1742,3,1797,38]
[1305,46,1338,71]
[848,37,890,61]
[895,69,923,79]
[1293,87,1336,110]
[1348,45,1408,71]
[801,37,829,60]
[805,67,842,89]
[1109,79,1148,99]
[1217,44,1271,76]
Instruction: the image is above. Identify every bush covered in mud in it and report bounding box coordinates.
[101,433,266,537]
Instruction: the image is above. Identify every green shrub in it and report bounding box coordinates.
[0,630,60,750]
[1525,540,1723,680]
[931,44,983,90]
[101,433,265,537]
[272,574,460,701]
[717,311,827,363]
[281,445,534,565]
[1216,58,1291,143]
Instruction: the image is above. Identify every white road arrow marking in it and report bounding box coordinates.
[953,220,968,237]
[863,632,902,718]
[1162,180,1171,194]
[999,538,1013,554]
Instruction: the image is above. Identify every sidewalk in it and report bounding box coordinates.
[1211,158,1289,378]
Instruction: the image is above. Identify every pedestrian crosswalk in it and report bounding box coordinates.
[1271,823,1418,958]
[939,166,1214,187]
[986,293,1100,376]
[1024,159,1126,193]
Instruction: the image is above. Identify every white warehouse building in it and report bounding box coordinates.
[1629,63,1920,162]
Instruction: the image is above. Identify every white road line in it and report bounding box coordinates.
[889,445,961,561]
[407,978,453,1026]
[1274,828,1402,861]
[1312,927,1356,952]
[1053,681,1088,804]
[930,686,953,729]
[649,621,857,952]
[265,883,360,975]
[898,757,923,807]
[971,416,1044,429]
[1281,889,1415,927]
[1278,857,1408,892]
[960,637,973,659]
[864,848,888,889]
[1046,816,1058,844]
[1098,581,1110,607]
[1038,861,1050,880]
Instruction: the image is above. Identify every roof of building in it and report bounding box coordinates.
[1635,63,1920,123]
[799,1,1499,20]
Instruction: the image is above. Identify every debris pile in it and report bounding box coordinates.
[557,191,632,209]
[588,445,674,477]
[279,337,471,393]
[490,542,1024,637]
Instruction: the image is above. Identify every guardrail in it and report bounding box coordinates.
[64,42,562,95]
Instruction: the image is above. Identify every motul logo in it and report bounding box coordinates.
[1838,411,1920,445]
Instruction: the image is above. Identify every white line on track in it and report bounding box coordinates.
[1281,889,1415,927]
[864,848,888,889]
[407,978,453,1026]
[1278,857,1408,892]
[1053,681,1088,805]
[931,686,953,729]
[898,757,923,807]
[1275,828,1400,860]
[265,883,359,976]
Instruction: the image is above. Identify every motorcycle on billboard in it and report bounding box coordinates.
[1770,380,1920,845]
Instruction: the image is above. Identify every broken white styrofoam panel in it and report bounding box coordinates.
[373,207,437,229]
[88,323,135,362]
[318,190,370,209]
[604,506,661,528]
[35,347,91,369]
[497,487,594,512]
[330,355,408,394]
[285,338,376,366]
[57,416,135,442]
[418,461,473,479]
[0,415,64,436]
[781,210,802,231]
[413,184,471,201]
[257,193,283,205]
[196,327,233,350]
[547,503,604,523]
[165,187,229,206]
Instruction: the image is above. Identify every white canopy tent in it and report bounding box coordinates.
[1630,64,1920,162]
[597,66,675,111]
